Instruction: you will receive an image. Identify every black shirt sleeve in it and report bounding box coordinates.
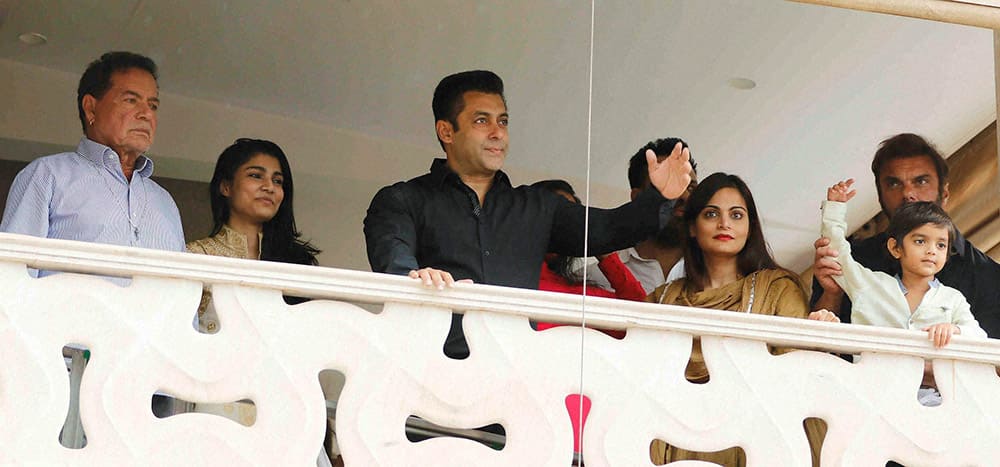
[547,186,673,257]
[946,239,1000,338]
[364,183,420,275]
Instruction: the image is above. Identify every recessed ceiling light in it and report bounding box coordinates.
[18,32,48,46]
[728,77,756,90]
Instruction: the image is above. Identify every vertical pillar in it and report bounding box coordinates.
[995,30,1000,203]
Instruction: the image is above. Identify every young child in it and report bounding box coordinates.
[821,179,986,348]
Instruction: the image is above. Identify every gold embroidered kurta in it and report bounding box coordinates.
[186,225,262,333]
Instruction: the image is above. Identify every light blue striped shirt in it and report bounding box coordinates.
[1,138,185,276]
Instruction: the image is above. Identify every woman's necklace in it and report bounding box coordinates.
[744,272,757,313]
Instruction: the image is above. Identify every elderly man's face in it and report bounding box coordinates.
[84,67,159,160]
[877,155,949,218]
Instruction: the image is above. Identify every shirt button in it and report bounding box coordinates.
[484,250,491,257]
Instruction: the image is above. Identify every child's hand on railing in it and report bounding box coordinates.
[923,323,960,348]
[827,179,857,203]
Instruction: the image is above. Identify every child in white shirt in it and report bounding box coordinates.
[820,179,987,406]
[821,179,986,347]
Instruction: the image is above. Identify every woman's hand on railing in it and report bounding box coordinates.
[808,309,841,323]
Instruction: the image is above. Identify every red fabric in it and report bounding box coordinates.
[536,254,647,339]
[538,254,648,300]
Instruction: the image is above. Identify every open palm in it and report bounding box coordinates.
[647,142,693,200]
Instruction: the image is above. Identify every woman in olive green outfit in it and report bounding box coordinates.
[647,173,824,466]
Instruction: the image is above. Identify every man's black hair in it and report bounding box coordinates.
[627,138,697,189]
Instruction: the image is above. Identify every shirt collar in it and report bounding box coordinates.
[950,229,969,257]
[427,158,453,185]
[895,274,941,294]
[428,157,511,189]
[622,247,641,262]
[623,247,649,263]
[77,137,155,178]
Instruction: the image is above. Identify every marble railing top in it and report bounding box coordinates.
[1,231,998,364]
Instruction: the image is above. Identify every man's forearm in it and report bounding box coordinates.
[812,289,844,313]
[580,188,670,256]
[365,238,419,275]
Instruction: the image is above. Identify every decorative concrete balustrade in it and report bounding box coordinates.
[0,232,999,466]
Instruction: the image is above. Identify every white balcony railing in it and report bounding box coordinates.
[1,232,999,466]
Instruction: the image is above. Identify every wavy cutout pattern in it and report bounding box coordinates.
[0,261,998,466]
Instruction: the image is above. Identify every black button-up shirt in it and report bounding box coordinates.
[811,230,1000,338]
[364,158,672,356]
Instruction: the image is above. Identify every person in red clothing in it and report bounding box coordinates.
[539,253,647,301]
[531,179,648,304]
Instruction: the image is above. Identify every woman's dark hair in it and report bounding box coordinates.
[209,138,320,265]
[682,172,782,290]
[544,255,579,283]
[886,201,956,271]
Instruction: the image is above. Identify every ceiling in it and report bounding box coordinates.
[0,0,995,272]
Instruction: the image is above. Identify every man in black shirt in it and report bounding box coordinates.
[811,133,1000,338]
[364,70,693,358]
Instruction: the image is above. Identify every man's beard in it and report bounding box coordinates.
[881,191,945,219]
[652,215,685,249]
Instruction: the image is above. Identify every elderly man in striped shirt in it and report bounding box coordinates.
[1,51,184,272]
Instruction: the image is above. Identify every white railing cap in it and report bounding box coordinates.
[2,232,999,364]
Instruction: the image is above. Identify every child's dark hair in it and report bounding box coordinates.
[886,201,956,253]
